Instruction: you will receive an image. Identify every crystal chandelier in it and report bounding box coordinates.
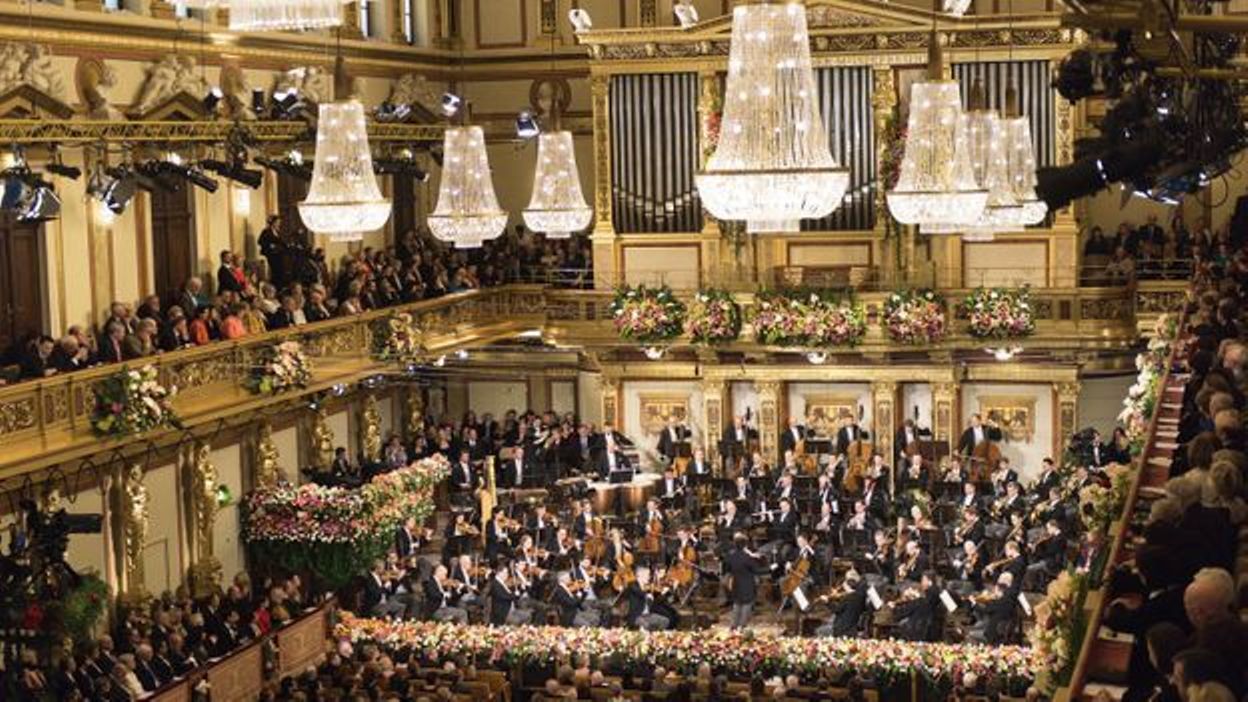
[987,97,1048,227]
[298,100,391,242]
[922,80,1001,238]
[429,126,508,249]
[228,0,347,31]
[887,32,987,227]
[695,2,849,234]
[523,131,592,239]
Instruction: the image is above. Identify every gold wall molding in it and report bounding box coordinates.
[755,381,782,462]
[360,394,383,463]
[309,406,335,472]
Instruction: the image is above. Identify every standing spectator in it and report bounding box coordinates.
[258,216,287,288]
[217,251,245,295]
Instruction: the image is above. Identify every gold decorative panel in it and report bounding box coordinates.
[803,394,859,437]
[978,395,1038,443]
[638,394,690,435]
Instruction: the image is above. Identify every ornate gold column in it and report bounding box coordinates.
[697,69,726,278]
[589,73,617,286]
[120,465,150,603]
[871,66,903,282]
[639,0,658,26]
[341,2,366,39]
[187,443,222,597]
[932,382,959,453]
[309,406,334,471]
[700,378,727,458]
[756,381,781,464]
[360,394,382,463]
[871,381,898,464]
[254,421,282,488]
[600,376,622,429]
[390,0,407,43]
[99,471,119,596]
[1055,381,1081,457]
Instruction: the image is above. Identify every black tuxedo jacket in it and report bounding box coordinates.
[835,424,870,455]
[723,547,770,605]
[552,585,583,626]
[488,578,518,625]
[779,426,808,455]
[656,426,689,459]
[957,425,1002,456]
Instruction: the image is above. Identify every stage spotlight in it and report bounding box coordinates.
[441,92,462,118]
[18,182,61,222]
[515,111,540,139]
[203,86,224,113]
[251,88,266,115]
[46,162,82,180]
[569,8,592,31]
[674,1,698,28]
[273,86,299,112]
[200,158,264,188]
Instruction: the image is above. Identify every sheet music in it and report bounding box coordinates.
[940,590,958,613]
[867,586,883,610]
[793,587,810,612]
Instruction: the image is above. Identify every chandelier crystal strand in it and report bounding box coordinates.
[987,87,1048,227]
[429,126,508,249]
[298,100,391,242]
[694,2,849,234]
[887,29,987,226]
[523,131,593,239]
[229,0,347,31]
[922,80,1003,237]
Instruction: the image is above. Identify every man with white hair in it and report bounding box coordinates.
[1183,568,1235,631]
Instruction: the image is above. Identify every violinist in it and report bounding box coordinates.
[424,564,469,624]
[526,504,556,547]
[517,533,549,574]
[772,471,796,502]
[396,515,423,560]
[892,572,942,642]
[844,500,872,533]
[948,506,985,547]
[815,569,867,638]
[983,541,1026,584]
[1034,457,1062,495]
[895,540,928,584]
[957,482,983,512]
[488,561,533,626]
[572,557,611,611]
[861,474,889,524]
[969,572,1018,645]
[485,509,514,561]
[660,467,685,501]
[573,498,596,541]
[550,526,579,560]
[724,475,753,505]
[950,540,984,593]
[990,457,1019,497]
[1025,519,1066,587]
[553,571,601,627]
[623,567,671,631]
[865,530,895,579]
[450,554,484,603]
[815,473,839,514]
[897,454,929,496]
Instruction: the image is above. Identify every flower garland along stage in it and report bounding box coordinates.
[752,291,867,348]
[91,365,181,437]
[610,284,687,344]
[245,340,312,395]
[243,455,449,588]
[685,288,743,345]
[1119,314,1178,453]
[962,287,1035,339]
[1028,569,1089,694]
[883,289,947,344]
[373,311,426,366]
[337,614,1038,690]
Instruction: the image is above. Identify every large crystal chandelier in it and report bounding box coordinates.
[429,126,508,249]
[228,0,347,31]
[922,80,1002,237]
[298,100,391,242]
[887,33,988,227]
[524,131,592,239]
[987,91,1048,227]
[694,2,849,234]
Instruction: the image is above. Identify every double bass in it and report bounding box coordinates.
[968,420,1002,483]
[843,439,874,494]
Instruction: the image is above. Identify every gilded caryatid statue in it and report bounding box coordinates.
[310,406,334,472]
[122,465,149,596]
[188,444,222,596]
[405,389,425,441]
[361,394,382,464]
[255,421,282,487]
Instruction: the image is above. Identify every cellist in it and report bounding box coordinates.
[957,414,1003,480]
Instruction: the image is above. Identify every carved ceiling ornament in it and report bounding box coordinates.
[132,55,211,116]
[220,63,256,121]
[276,65,333,106]
[75,57,121,120]
[805,5,886,29]
[0,41,64,101]
[388,72,442,115]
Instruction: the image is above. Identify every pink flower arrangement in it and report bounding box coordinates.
[685,289,742,345]
[337,613,1038,686]
[752,291,867,348]
[883,289,947,344]
[91,365,181,436]
[610,285,686,344]
[962,286,1035,339]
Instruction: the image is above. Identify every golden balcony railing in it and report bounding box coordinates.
[0,283,1165,483]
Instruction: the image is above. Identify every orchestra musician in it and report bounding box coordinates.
[488,561,533,625]
[686,447,713,482]
[815,569,868,638]
[719,415,756,466]
[623,567,670,631]
[990,457,1019,496]
[724,475,753,505]
[969,572,1020,645]
[894,418,923,467]
[596,435,633,481]
[957,413,1003,458]
[450,554,484,603]
[779,416,809,458]
[657,418,690,463]
[835,412,870,455]
[891,572,942,642]
[660,467,686,500]
[363,559,411,618]
[424,564,469,624]
[1034,457,1062,495]
[553,571,600,627]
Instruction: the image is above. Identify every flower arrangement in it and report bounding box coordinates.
[685,289,742,345]
[880,109,907,192]
[1118,325,1175,452]
[610,284,687,344]
[751,291,867,348]
[243,455,448,588]
[883,289,947,344]
[338,613,1037,689]
[91,365,181,436]
[1078,463,1132,534]
[1028,570,1089,694]
[373,312,426,365]
[962,286,1035,339]
[245,340,312,395]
